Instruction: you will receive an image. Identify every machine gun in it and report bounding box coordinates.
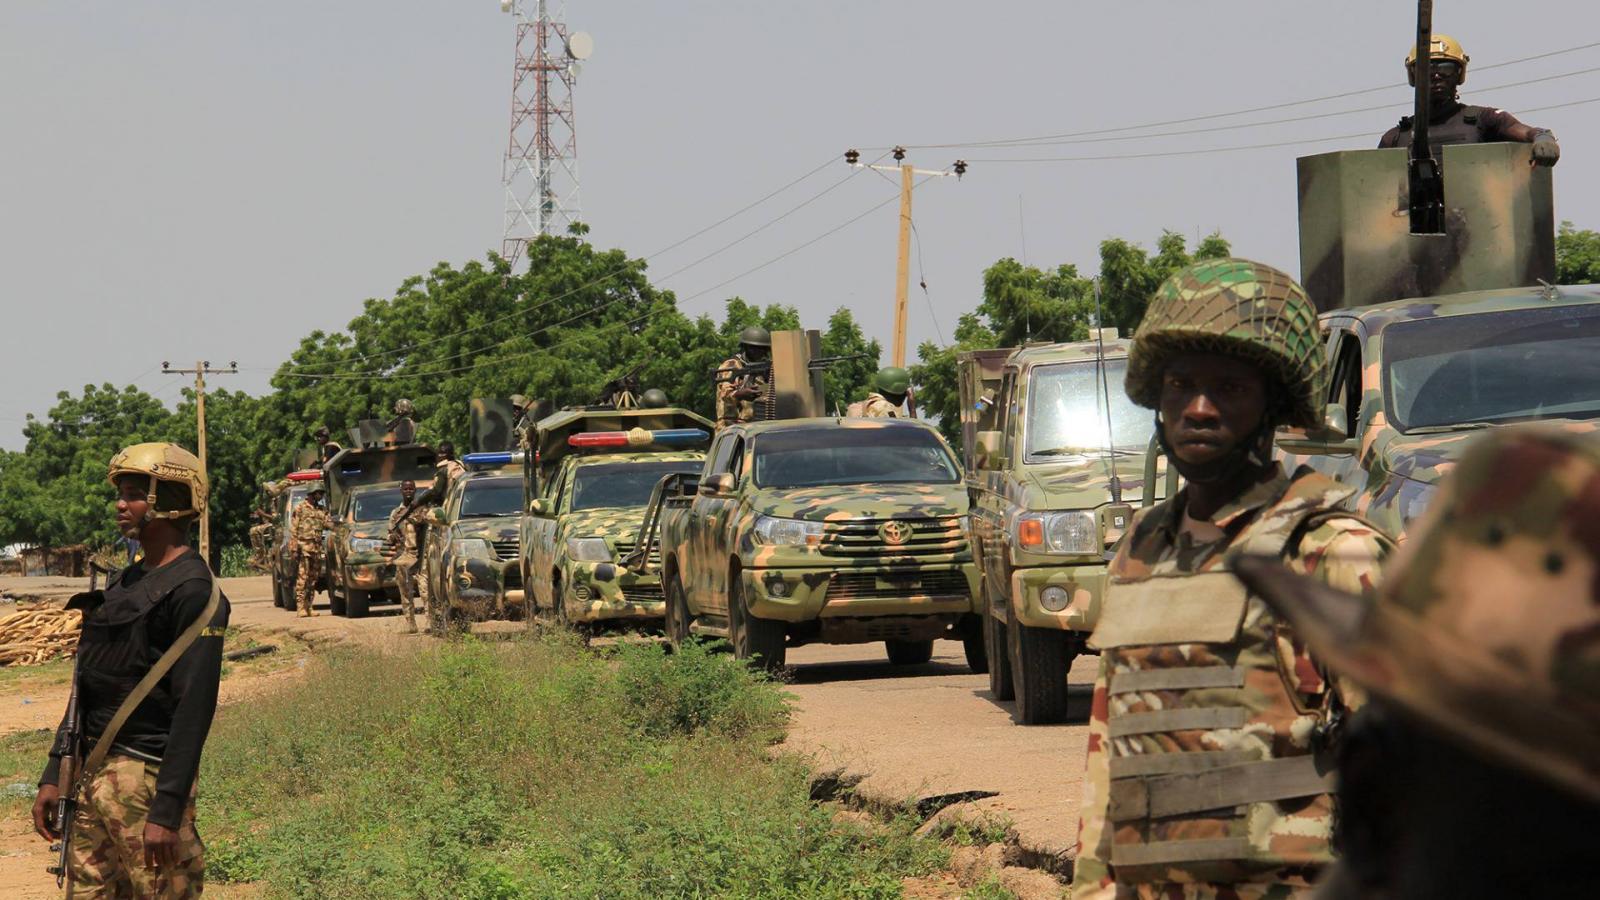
[1408,0,1445,234]
[594,364,646,409]
[46,647,81,889]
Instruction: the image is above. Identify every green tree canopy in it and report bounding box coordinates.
[1556,220,1600,285]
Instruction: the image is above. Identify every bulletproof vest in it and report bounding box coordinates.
[1088,472,1356,881]
[70,553,220,748]
[1391,104,1493,148]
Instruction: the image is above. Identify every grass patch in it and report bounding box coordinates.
[0,729,53,817]
[199,635,946,898]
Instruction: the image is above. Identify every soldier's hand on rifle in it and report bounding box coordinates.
[733,385,761,401]
[143,822,181,870]
[31,783,59,840]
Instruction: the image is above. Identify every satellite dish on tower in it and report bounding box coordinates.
[566,31,594,60]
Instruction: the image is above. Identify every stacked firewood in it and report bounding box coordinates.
[0,605,82,667]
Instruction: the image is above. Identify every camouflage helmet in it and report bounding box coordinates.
[640,388,669,408]
[107,442,207,521]
[1125,258,1324,429]
[873,366,911,397]
[738,326,771,349]
[1235,425,1600,805]
[393,398,414,416]
[1406,34,1469,86]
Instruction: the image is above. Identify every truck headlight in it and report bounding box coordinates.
[566,537,612,562]
[1015,511,1099,555]
[753,515,824,547]
[453,539,495,561]
[349,537,387,554]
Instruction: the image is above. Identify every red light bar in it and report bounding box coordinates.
[286,470,323,482]
[569,431,631,448]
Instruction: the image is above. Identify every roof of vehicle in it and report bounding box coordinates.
[729,416,947,438]
[1329,282,1600,332]
[1005,337,1132,367]
[566,450,706,467]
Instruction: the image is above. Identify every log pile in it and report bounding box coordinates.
[0,605,82,667]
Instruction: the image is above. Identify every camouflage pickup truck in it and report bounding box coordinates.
[644,417,984,672]
[422,455,527,632]
[959,336,1163,724]
[519,406,712,631]
[323,443,438,618]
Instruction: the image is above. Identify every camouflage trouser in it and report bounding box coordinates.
[394,553,421,632]
[248,524,271,567]
[69,754,204,899]
[295,551,324,613]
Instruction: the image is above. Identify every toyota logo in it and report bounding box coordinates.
[879,521,913,545]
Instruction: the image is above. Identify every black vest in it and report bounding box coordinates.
[1391,104,1492,149]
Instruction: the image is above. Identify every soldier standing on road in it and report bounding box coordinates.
[32,443,229,898]
[715,326,771,428]
[289,486,330,617]
[1379,35,1560,165]
[849,367,912,417]
[1070,259,1394,900]
[387,479,425,634]
[1235,426,1600,900]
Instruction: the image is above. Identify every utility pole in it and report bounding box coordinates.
[844,148,966,367]
[162,360,238,568]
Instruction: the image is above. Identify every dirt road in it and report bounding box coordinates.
[1,574,1095,892]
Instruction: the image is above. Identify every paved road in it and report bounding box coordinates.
[3,574,1097,869]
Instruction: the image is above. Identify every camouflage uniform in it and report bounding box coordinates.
[849,392,902,417]
[290,497,330,615]
[69,754,204,898]
[388,502,426,633]
[715,354,768,428]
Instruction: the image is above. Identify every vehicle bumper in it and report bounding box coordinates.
[564,561,666,624]
[741,564,979,623]
[344,557,395,591]
[449,557,526,616]
[1008,563,1107,632]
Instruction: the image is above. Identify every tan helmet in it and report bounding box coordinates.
[1406,34,1469,86]
[107,442,208,521]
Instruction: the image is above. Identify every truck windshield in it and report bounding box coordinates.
[459,478,522,518]
[1024,358,1150,460]
[753,427,960,489]
[352,488,404,522]
[571,461,702,511]
[1383,304,1600,432]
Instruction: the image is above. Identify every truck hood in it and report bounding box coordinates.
[450,516,521,543]
[1021,454,1156,510]
[562,506,650,543]
[752,483,967,522]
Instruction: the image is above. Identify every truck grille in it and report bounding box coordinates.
[612,541,661,566]
[826,569,970,601]
[491,538,520,561]
[622,584,664,604]
[819,517,966,559]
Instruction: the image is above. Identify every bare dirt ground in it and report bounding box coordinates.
[1,574,1094,895]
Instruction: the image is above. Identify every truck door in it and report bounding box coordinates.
[692,432,742,615]
[527,463,568,610]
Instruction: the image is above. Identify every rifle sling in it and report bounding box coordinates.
[73,577,222,789]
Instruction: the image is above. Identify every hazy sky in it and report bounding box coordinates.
[4,1,1598,449]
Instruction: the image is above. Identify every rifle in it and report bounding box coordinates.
[47,660,81,890]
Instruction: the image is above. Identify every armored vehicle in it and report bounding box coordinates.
[641,417,983,672]
[323,443,438,617]
[1280,141,1599,537]
[269,470,323,610]
[519,406,713,630]
[422,453,528,632]
[959,335,1163,724]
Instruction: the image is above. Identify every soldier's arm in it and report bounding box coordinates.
[1377,125,1401,149]
[1069,653,1119,900]
[147,579,230,830]
[1289,517,1394,705]
[715,362,738,405]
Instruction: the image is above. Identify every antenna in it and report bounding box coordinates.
[501,1,592,267]
[1091,278,1123,504]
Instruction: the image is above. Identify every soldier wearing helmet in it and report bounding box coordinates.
[386,399,417,445]
[289,481,331,617]
[1236,426,1600,898]
[714,326,772,428]
[33,443,229,896]
[313,426,342,464]
[1379,35,1560,166]
[1070,260,1395,899]
[850,367,912,417]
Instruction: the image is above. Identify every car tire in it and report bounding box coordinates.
[1008,620,1072,725]
[984,609,1015,701]
[962,627,988,674]
[328,583,347,617]
[347,588,370,619]
[885,639,934,665]
[729,571,784,673]
[271,577,284,609]
[664,571,693,650]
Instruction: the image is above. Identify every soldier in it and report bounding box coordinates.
[1070,259,1394,899]
[387,479,425,634]
[289,485,330,617]
[1235,425,1600,899]
[715,326,771,428]
[247,506,273,570]
[1378,35,1560,165]
[386,399,417,445]
[313,427,342,465]
[32,443,229,897]
[849,367,911,417]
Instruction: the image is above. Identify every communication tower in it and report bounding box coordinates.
[500,0,594,266]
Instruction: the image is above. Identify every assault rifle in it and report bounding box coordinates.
[46,661,81,889]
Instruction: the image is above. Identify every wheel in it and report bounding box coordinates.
[271,577,284,609]
[1008,620,1073,725]
[328,582,347,617]
[962,627,988,674]
[984,609,1014,701]
[728,570,785,672]
[664,571,692,650]
[346,588,370,619]
[885,639,934,665]
[426,593,446,637]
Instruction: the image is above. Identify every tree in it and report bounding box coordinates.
[818,308,882,414]
[1556,221,1600,285]
[1098,230,1230,335]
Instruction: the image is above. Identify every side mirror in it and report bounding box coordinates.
[699,473,734,496]
[1277,402,1359,455]
[528,497,550,517]
[974,430,1004,470]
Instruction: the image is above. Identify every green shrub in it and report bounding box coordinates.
[219,543,253,578]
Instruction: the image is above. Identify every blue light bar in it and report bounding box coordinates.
[651,428,711,446]
[463,451,522,466]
